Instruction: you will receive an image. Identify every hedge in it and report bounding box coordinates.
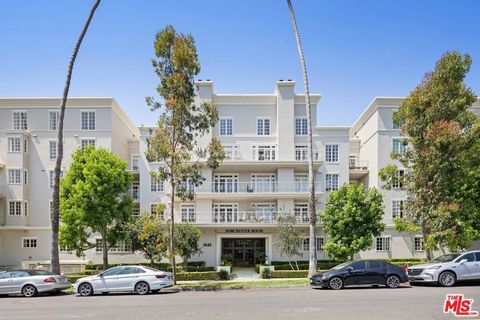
[84,261,208,272]
[271,270,309,278]
[67,275,84,283]
[176,271,220,281]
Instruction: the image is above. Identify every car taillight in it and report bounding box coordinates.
[155,274,166,279]
[44,277,57,283]
[401,266,408,272]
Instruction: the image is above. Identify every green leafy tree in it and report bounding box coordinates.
[128,213,169,267]
[59,146,133,270]
[321,184,385,261]
[286,0,317,278]
[275,214,303,270]
[379,52,479,259]
[174,223,202,271]
[145,25,224,283]
[51,0,101,274]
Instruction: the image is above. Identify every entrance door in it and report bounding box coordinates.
[222,238,266,267]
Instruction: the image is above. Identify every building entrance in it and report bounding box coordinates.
[221,238,266,267]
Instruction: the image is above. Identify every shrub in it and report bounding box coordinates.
[83,261,209,273]
[218,269,230,280]
[176,271,220,281]
[261,268,272,279]
[67,275,85,283]
[271,270,309,278]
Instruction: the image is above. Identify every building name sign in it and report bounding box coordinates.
[225,229,264,233]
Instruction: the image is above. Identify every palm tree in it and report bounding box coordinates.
[286,0,317,278]
[51,0,102,274]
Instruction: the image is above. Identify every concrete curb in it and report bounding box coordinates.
[169,283,308,292]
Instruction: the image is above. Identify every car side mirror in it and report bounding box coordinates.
[458,259,468,265]
[346,267,353,273]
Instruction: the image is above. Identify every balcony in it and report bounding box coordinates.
[180,211,311,225]
[349,159,369,180]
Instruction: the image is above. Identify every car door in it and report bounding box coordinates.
[344,261,368,286]
[474,252,480,279]
[366,260,385,285]
[0,272,14,294]
[97,267,123,292]
[454,253,477,280]
[115,267,141,290]
[9,271,30,293]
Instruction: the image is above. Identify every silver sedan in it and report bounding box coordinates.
[73,265,173,296]
[0,269,71,297]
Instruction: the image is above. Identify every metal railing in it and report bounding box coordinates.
[349,159,369,170]
[194,182,320,193]
[171,211,311,224]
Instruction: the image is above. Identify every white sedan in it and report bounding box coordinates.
[0,269,71,297]
[73,265,173,296]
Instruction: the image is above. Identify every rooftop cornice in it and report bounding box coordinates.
[0,97,115,107]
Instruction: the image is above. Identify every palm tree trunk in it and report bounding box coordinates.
[50,0,101,274]
[170,182,177,284]
[286,0,317,278]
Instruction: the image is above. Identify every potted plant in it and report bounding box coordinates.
[217,253,233,274]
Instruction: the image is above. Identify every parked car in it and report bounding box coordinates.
[408,250,480,287]
[0,269,70,297]
[310,260,408,290]
[73,265,173,296]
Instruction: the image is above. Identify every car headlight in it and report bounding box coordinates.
[426,266,442,270]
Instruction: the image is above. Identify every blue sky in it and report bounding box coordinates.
[1,0,479,126]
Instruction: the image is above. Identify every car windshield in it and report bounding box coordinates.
[330,262,350,270]
[430,254,461,263]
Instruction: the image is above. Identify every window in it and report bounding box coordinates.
[295,145,308,161]
[95,239,131,253]
[350,261,366,270]
[223,145,239,160]
[181,204,195,222]
[49,111,59,130]
[9,201,22,216]
[8,137,21,152]
[251,174,276,192]
[150,174,163,192]
[150,203,164,220]
[295,174,308,192]
[81,111,95,130]
[325,144,339,163]
[458,253,476,262]
[302,238,310,251]
[49,141,57,160]
[8,169,21,184]
[256,118,270,135]
[294,203,308,223]
[131,154,139,171]
[414,236,424,251]
[49,170,64,188]
[392,200,405,218]
[392,169,405,189]
[100,267,122,276]
[392,138,406,155]
[219,117,233,136]
[80,139,96,150]
[22,237,37,248]
[131,182,140,200]
[213,203,238,223]
[13,111,28,130]
[213,174,239,193]
[24,139,28,153]
[253,145,276,161]
[367,260,383,270]
[132,207,140,218]
[59,245,71,253]
[24,169,28,185]
[376,237,391,251]
[325,173,339,191]
[24,201,28,216]
[295,117,308,135]
[317,237,324,251]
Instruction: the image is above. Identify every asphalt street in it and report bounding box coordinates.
[0,284,479,320]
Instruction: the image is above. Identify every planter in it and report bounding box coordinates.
[259,265,275,274]
[217,266,232,274]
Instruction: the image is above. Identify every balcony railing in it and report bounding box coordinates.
[349,159,368,170]
[172,211,312,224]
[194,182,320,193]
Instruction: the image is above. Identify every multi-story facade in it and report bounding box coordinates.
[0,85,479,269]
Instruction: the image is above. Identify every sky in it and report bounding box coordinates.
[0,0,479,126]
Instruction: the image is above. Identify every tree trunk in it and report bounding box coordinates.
[287,0,317,278]
[170,182,177,284]
[422,219,432,260]
[350,254,354,261]
[50,0,101,275]
[101,231,108,270]
[183,257,188,272]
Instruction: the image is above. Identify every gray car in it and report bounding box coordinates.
[0,269,71,297]
[408,251,480,287]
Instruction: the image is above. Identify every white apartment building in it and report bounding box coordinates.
[1,84,479,269]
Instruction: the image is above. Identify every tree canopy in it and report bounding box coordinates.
[321,183,385,261]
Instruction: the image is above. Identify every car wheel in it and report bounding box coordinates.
[21,284,38,297]
[135,281,150,295]
[385,275,401,288]
[329,277,343,290]
[438,271,456,287]
[78,283,94,296]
